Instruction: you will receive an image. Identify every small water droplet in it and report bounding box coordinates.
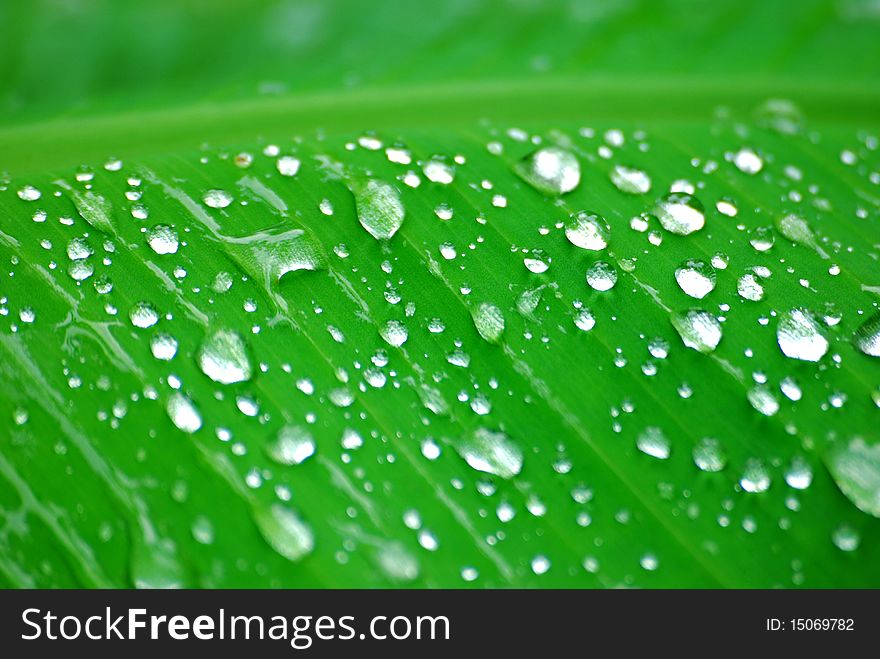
[380,319,408,347]
[693,437,727,472]
[853,311,880,357]
[637,426,670,459]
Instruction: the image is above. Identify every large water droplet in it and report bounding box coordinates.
[267,426,316,465]
[203,189,233,209]
[225,227,324,287]
[197,328,252,384]
[776,309,828,362]
[674,260,715,299]
[655,193,705,235]
[693,437,726,472]
[740,458,771,493]
[473,303,505,344]
[827,438,880,517]
[853,311,880,357]
[252,503,315,562]
[637,426,670,459]
[671,309,722,353]
[146,224,179,255]
[515,147,580,195]
[454,428,523,479]
[380,319,408,347]
[610,165,651,195]
[166,392,202,433]
[586,261,617,291]
[565,211,610,250]
[350,178,404,240]
[130,301,159,328]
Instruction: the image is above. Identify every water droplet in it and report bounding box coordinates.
[574,308,596,332]
[150,333,178,361]
[350,178,404,240]
[17,185,41,201]
[276,155,301,177]
[267,426,316,465]
[129,301,159,328]
[225,227,324,287]
[146,224,179,255]
[520,246,551,273]
[586,261,617,291]
[252,503,314,562]
[655,193,705,235]
[531,555,551,575]
[473,303,505,344]
[166,392,202,433]
[515,147,580,195]
[740,458,771,493]
[197,328,252,384]
[777,309,828,362]
[733,148,763,174]
[784,456,813,490]
[610,165,651,194]
[380,319,408,347]
[674,260,716,299]
[67,237,93,261]
[671,309,722,353]
[853,311,880,357]
[827,438,880,517]
[776,214,815,247]
[203,189,233,209]
[737,273,764,301]
[693,437,727,472]
[832,525,860,552]
[565,211,610,250]
[748,385,780,416]
[423,158,455,184]
[637,426,670,459]
[454,428,523,479]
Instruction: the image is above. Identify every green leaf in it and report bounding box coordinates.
[0,0,879,588]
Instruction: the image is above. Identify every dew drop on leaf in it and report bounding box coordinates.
[267,425,316,465]
[129,301,159,328]
[610,164,651,194]
[565,211,610,250]
[473,302,505,344]
[655,193,705,235]
[827,438,880,518]
[146,224,179,255]
[350,178,405,240]
[586,261,617,291]
[776,308,828,362]
[853,311,880,357]
[671,309,722,353]
[693,437,727,472]
[637,426,670,459]
[197,328,252,384]
[674,259,716,299]
[166,392,202,434]
[454,428,523,479]
[252,503,315,562]
[380,319,408,347]
[202,189,233,208]
[514,146,580,195]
